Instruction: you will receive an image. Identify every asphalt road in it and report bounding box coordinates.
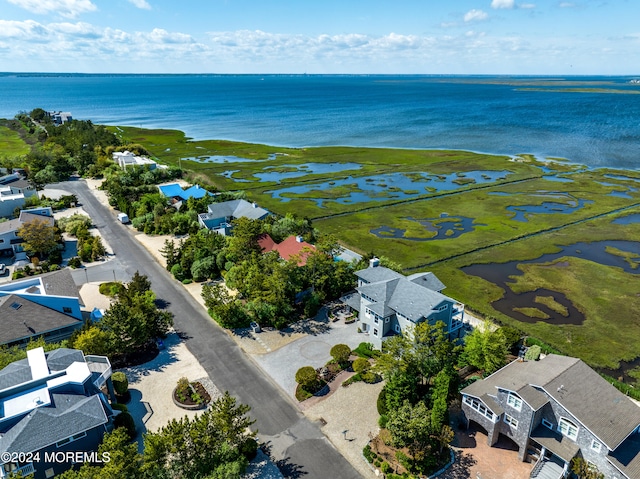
[57,180,363,479]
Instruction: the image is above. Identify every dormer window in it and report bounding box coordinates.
[507,393,523,411]
[558,417,579,441]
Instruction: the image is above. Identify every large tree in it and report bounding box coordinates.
[17,218,60,257]
[462,321,508,374]
[142,392,255,479]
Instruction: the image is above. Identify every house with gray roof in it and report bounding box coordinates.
[0,207,54,256]
[341,258,464,349]
[198,199,269,235]
[0,269,84,346]
[461,354,640,479]
[0,347,115,479]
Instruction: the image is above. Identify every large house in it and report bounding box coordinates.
[341,258,465,349]
[112,150,162,170]
[157,182,212,210]
[461,354,640,479]
[0,269,85,346]
[198,199,269,235]
[0,347,116,479]
[257,234,316,266]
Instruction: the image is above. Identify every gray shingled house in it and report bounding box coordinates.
[461,354,640,479]
[341,258,465,349]
[198,199,269,235]
[0,347,115,479]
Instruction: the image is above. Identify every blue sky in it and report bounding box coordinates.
[0,0,637,74]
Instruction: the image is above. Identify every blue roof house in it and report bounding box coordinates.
[158,183,212,210]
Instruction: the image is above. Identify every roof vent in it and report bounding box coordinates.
[11,302,22,310]
[369,257,380,268]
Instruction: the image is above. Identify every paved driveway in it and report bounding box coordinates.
[252,319,364,397]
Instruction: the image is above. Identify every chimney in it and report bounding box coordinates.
[296,235,303,243]
[369,257,380,268]
[252,202,257,208]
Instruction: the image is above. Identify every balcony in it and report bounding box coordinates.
[0,462,35,478]
[86,355,112,389]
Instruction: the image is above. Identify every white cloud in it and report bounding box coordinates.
[559,2,575,7]
[464,9,489,22]
[7,0,97,18]
[491,0,515,9]
[128,0,151,10]
[519,3,536,8]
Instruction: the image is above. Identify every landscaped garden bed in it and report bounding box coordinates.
[173,377,211,410]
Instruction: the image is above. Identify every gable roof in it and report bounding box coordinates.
[462,355,640,451]
[17,213,54,227]
[0,294,83,345]
[158,183,211,201]
[355,265,403,284]
[0,218,21,235]
[0,393,108,454]
[407,272,446,292]
[206,199,269,221]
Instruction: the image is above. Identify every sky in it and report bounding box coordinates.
[0,0,638,74]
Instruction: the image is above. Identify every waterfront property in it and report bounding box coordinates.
[157,182,212,210]
[112,150,162,170]
[461,354,640,479]
[257,234,315,266]
[0,269,85,346]
[45,111,72,125]
[0,347,116,479]
[341,258,464,349]
[198,199,269,235]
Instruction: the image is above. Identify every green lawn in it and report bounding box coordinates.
[0,125,30,158]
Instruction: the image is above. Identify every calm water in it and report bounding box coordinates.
[1,74,640,169]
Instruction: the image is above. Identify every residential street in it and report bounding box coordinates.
[57,179,363,479]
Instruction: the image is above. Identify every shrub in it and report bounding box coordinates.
[68,256,82,268]
[525,345,542,361]
[353,342,379,358]
[377,387,388,415]
[363,444,375,463]
[111,403,128,412]
[330,344,351,364]
[99,281,124,297]
[112,371,129,396]
[295,366,318,390]
[362,371,381,384]
[352,358,370,373]
[182,278,193,284]
[524,336,563,355]
[240,437,258,460]
[114,411,136,440]
[342,373,361,387]
[171,264,185,281]
[500,326,523,350]
[378,414,388,428]
[381,462,391,474]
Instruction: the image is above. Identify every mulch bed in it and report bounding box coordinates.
[174,381,211,407]
[110,343,159,369]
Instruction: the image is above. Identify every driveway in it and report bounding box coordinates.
[55,180,362,479]
[252,318,364,398]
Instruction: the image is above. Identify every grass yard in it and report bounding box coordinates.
[0,125,30,158]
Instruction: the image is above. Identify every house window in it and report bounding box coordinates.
[541,418,554,430]
[463,395,496,422]
[385,317,389,323]
[558,418,579,441]
[0,239,4,243]
[373,328,378,337]
[591,440,602,453]
[507,393,523,411]
[45,469,55,478]
[504,414,518,429]
[63,307,72,314]
[437,304,448,311]
[395,324,401,333]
